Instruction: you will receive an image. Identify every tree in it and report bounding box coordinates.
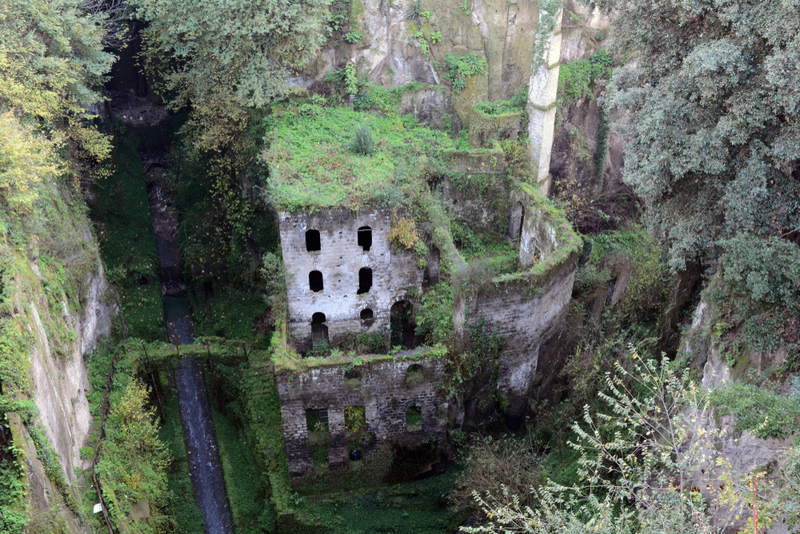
[461,355,798,533]
[130,0,332,155]
[600,0,800,272]
[0,0,114,163]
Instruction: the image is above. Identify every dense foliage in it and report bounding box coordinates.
[131,0,331,154]
[603,0,800,271]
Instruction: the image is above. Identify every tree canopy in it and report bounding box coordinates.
[603,0,800,271]
[131,0,332,154]
[0,0,114,163]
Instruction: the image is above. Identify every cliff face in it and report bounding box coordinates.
[2,183,115,531]
[309,0,539,100]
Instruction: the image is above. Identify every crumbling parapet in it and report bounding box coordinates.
[461,187,581,419]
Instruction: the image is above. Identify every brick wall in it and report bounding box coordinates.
[278,207,423,350]
[277,353,446,477]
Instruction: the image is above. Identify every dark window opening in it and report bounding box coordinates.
[360,308,374,327]
[309,270,323,292]
[406,405,422,432]
[406,363,424,387]
[357,268,372,294]
[311,312,328,348]
[390,300,417,350]
[344,368,361,388]
[306,229,321,252]
[425,246,440,285]
[305,409,330,468]
[358,226,372,251]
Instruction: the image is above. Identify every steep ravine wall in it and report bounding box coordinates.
[5,227,114,528]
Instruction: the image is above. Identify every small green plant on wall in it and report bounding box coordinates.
[442,53,487,92]
[344,31,363,43]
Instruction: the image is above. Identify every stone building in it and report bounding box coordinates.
[278,207,423,352]
[277,353,446,477]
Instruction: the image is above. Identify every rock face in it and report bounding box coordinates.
[308,0,540,101]
[682,300,793,534]
[27,258,114,493]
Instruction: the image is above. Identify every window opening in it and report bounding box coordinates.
[358,226,372,251]
[360,308,374,327]
[305,409,330,468]
[357,268,372,294]
[426,246,440,285]
[306,229,321,252]
[406,406,422,432]
[345,405,367,462]
[344,368,361,388]
[309,270,323,292]
[406,363,424,387]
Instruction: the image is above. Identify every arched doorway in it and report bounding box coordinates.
[390,300,417,350]
[311,312,329,348]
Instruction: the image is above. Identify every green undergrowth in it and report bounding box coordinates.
[188,281,269,343]
[90,133,163,341]
[237,347,284,526]
[557,48,613,108]
[262,107,456,212]
[211,409,271,533]
[574,227,670,332]
[293,465,466,534]
[159,392,205,533]
[84,341,172,533]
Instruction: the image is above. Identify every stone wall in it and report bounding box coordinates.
[277,353,446,477]
[278,207,423,351]
[462,190,580,418]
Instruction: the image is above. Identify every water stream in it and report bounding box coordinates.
[135,133,233,533]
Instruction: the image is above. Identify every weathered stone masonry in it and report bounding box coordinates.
[279,207,423,351]
[277,354,446,477]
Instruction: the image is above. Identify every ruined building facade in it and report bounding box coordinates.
[278,207,423,352]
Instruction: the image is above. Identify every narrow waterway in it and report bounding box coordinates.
[130,117,234,533]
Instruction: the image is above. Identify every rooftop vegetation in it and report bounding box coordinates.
[261,107,457,212]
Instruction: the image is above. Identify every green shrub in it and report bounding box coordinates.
[349,122,374,156]
[442,53,487,92]
[557,49,612,107]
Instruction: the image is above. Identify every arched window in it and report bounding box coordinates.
[357,268,372,294]
[306,229,321,252]
[309,270,323,292]
[358,226,372,251]
[360,308,374,327]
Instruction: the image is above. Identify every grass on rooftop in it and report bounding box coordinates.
[261,107,457,212]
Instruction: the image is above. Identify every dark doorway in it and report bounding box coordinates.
[312,312,329,348]
[360,308,374,327]
[358,226,372,251]
[306,229,321,252]
[305,409,330,468]
[390,300,417,350]
[357,268,372,294]
[309,270,323,292]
